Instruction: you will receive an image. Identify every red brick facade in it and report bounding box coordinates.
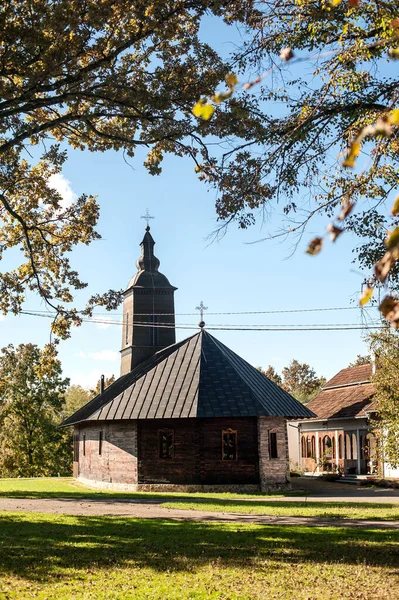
[74,416,290,491]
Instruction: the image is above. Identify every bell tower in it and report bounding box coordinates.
[120,225,177,375]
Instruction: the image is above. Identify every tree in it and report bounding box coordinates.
[258,365,283,387]
[0,0,264,338]
[348,354,372,367]
[200,1,399,323]
[282,359,325,404]
[369,329,399,468]
[90,375,116,397]
[2,1,399,335]
[63,384,91,418]
[0,343,71,476]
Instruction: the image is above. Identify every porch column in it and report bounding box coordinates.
[315,431,320,473]
[297,424,302,470]
[335,430,339,470]
[356,429,361,475]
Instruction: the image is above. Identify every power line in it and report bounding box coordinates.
[19,305,364,317]
[17,310,384,332]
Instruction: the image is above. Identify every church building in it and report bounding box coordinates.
[62,225,313,492]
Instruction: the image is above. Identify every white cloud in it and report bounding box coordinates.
[70,368,115,390]
[96,317,115,330]
[88,350,119,362]
[48,173,77,208]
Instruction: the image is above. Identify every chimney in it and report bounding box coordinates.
[371,352,376,375]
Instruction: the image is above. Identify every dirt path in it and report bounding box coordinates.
[0,497,398,529]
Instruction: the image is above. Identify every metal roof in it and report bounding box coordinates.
[62,330,314,426]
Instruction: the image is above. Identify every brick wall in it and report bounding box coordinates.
[138,418,198,484]
[76,416,290,490]
[258,416,290,491]
[77,422,138,485]
[200,418,259,484]
[138,417,259,485]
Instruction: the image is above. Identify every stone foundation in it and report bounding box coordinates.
[76,478,290,494]
[77,476,138,492]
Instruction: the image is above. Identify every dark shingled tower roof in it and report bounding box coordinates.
[126,226,176,290]
[62,330,314,426]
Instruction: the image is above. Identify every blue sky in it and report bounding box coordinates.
[0,143,380,388]
[0,14,385,387]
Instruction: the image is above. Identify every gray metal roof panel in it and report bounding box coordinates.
[62,330,314,426]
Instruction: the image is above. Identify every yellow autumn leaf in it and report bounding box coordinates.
[375,246,399,283]
[379,296,399,328]
[329,0,343,5]
[327,223,344,242]
[306,237,323,255]
[385,227,399,249]
[391,195,399,216]
[388,48,399,60]
[211,90,232,104]
[342,141,361,168]
[192,101,215,120]
[389,109,399,125]
[192,99,206,117]
[225,73,238,88]
[359,285,373,306]
[200,104,215,120]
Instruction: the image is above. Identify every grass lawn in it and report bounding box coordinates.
[0,477,284,501]
[0,512,397,599]
[161,499,399,521]
[1,478,398,521]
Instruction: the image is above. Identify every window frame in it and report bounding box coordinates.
[125,312,129,345]
[83,432,86,457]
[73,433,79,462]
[158,428,174,460]
[222,429,238,461]
[99,431,103,456]
[269,431,278,459]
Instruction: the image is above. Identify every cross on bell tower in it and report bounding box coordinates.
[141,209,155,229]
[196,300,208,329]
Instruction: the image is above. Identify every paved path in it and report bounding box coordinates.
[0,496,398,530]
[289,477,399,502]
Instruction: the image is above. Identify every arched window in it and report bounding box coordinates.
[319,437,322,458]
[345,433,351,459]
[311,436,316,458]
[323,435,333,458]
[338,435,343,459]
[301,436,306,458]
[332,436,336,459]
[306,436,312,458]
[352,433,358,460]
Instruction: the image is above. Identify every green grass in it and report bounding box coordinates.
[0,477,287,501]
[161,499,399,521]
[0,512,397,599]
[1,478,398,521]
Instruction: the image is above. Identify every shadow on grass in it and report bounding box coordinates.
[0,490,288,503]
[159,498,399,520]
[0,513,397,582]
